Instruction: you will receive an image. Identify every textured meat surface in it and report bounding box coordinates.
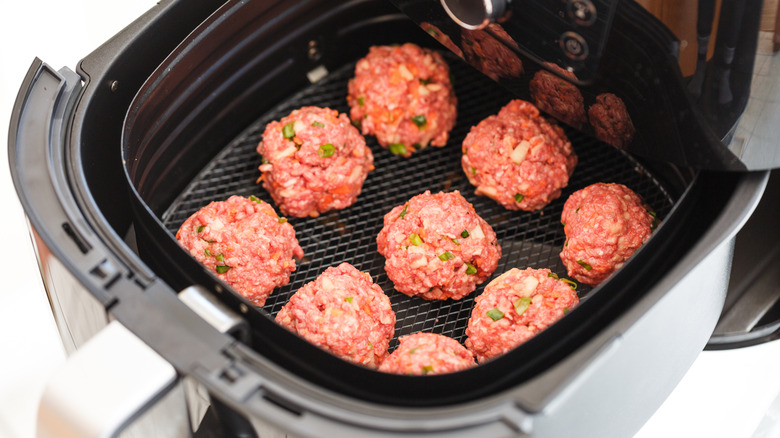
[275,263,396,368]
[560,183,655,285]
[176,195,303,306]
[529,67,587,129]
[465,268,579,362]
[461,99,577,211]
[378,332,476,375]
[257,106,374,218]
[376,191,501,300]
[588,93,635,149]
[347,43,457,157]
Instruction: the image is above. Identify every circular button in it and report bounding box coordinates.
[567,0,597,26]
[560,31,589,60]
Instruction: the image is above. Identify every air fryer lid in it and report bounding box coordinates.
[122,0,701,406]
[391,0,775,172]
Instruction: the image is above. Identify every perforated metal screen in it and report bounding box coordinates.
[161,54,675,349]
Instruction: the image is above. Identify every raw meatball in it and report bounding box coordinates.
[465,268,579,362]
[378,332,476,375]
[588,93,635,148]
[560,183,657,285]
[257,106,374,218]
[461,99,577,211]
[275,263,396,368]
[176,195,303,307]
[529,64,587,129]
[461,24,524,81]
[376,191,501,300]
[347,43,457,157]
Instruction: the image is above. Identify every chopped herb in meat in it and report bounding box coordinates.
[409,233,422,246]
[411,115,427,128]
[461,230,470,238]
[197,225,206,233]
[216,265,231,274]
[389,143,407,155]
[318,143,336,158]
[513,297,532,316]
[282,121,295,139]
[486,307,504,321]
[576,260,593,271]
[514,193,524,203]
[438,251,455,261]
[465,263,477,275]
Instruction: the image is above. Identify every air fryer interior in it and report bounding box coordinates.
[121,0,701,406]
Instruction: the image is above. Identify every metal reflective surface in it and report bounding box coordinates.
[390,0,780,171]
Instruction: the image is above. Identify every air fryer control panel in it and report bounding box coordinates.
[483,0,619,84]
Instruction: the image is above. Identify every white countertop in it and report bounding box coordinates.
[2,1,780,437]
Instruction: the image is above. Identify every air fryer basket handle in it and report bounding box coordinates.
[37,321,177,438]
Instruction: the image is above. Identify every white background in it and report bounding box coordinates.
[1,1,780,437]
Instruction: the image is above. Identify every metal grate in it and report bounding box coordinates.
[161,54,676,349]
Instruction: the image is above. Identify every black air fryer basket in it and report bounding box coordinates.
[124,0,700,406]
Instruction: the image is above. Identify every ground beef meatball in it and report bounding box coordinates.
[461,24,524,81]
[347,43,457,157]
[257,106,374,218]
[465,268,579,362]
[560,183,657,285]
[588,93,635,149]
[461,99,577,211]
[529,64,587,129]
[377,191,501,300]
[275,263,395,368]
[176,195,304,307]
[378,332,476,375]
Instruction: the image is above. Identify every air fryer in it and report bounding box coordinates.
[8,0,776,436]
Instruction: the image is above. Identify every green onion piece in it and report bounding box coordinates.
[389,143,406,155]
[411,115,427,128]
[345,296,354,303]
[438,251,455,261]
[215,253,224,262]
[197,225,206,233]
[261,157,270,165]
[513,297,532,316]
[451,238,460,245]
[514,193,524,203]
[409,347,419,355]
[465,263,477,275]
[278,217,288,224]
[576,260,593,271]
[312,121,325,128]
[486,307,504,321]
[421,365,434,374]
[216,265,231,274]
[399,205,408,219]
[471,167,477,175]
[204,249,212,257]
[563,307,570,314]
[318,143,336,158]
[547,272,559,280]
[358,96,365,106]
[368,341,373,349]
[352,119,361,129]
[409,233,422,246]
[282,121,295,139]
[560,278,578,290]
[419,77,432,85]
[576,207,580,213]
[249,195,262,204]
[461,230,470,238]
